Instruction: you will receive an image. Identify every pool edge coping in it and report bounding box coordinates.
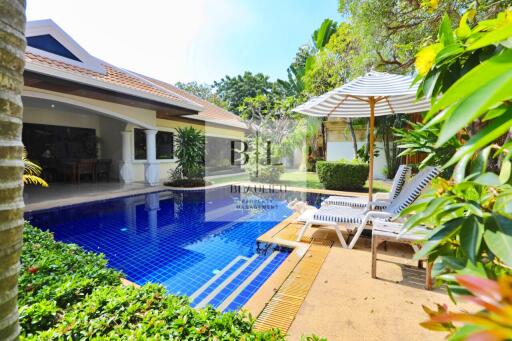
[242,212,311,317]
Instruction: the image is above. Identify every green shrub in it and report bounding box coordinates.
[172,127,205,180]
[19,224,286,340]
[29,284,283,340]
[247,164,285,183]
[316,160,369,190]
[164,178,211,187]
[19,225,122,334]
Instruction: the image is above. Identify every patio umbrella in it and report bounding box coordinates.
[294,71,431,203]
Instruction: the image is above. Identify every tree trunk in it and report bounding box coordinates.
[348,118,358,157]
[0,1,26,340]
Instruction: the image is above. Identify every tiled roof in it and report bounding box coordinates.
[25,52,200,109]
[138,76,247,130]
[25,51,245,129]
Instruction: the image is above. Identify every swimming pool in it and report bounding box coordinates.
[25,185,324,311]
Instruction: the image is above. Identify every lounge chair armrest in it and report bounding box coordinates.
[367,199,390,207]
[374,192,389,200]
[361,211,393,226]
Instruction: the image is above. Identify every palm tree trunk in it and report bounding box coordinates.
[0,1,26,340]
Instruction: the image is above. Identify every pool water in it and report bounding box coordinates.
[25,186,324,311]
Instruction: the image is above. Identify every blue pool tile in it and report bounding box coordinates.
[25,186,325,310]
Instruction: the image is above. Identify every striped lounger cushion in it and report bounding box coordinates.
[312,206,368,224]
[389,165,411,200]
[386,167,441,215]
[323,196,387,209]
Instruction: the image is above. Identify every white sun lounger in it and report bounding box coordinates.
[296,167,440,248]
[322,164,411,210]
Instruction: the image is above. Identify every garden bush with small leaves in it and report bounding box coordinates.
[316,160,369,190]
[19,224,286,340]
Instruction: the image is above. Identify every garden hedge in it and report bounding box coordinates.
[316,160,369,190]
[19,224,285,340]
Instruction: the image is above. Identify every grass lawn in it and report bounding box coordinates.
[209,171,391,193]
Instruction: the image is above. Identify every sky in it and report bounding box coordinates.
[27,0,342,85]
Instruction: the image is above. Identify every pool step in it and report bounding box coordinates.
[194,254,260,309]
[217,251,279,312]
[189,255,249,302]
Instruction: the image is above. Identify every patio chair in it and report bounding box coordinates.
[322,164,411,210]
[95,159,112,182]
[371,220,432,290]
[296,166,440,249]
[76,159,96,184]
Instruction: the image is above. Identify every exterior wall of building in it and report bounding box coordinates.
[23,87,245,184]
[24,104,102,132]
[156,118,245,140]
[326,141,387,179]
[24,86,157,128]
[325,119,388,179]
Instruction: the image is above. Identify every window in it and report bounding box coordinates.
[134,129,174,160]
[27,34,81,61]
[156,131,174,159]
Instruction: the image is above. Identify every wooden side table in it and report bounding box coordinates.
[371,220,433,290]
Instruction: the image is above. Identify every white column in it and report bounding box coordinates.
[144,129,159,186]
[119,130,133,183]
[145,192,160,239]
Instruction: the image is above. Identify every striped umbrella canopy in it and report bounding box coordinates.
[294,71,431,203]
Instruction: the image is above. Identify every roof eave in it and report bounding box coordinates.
[25,61,204,112]
[183,114,248,130]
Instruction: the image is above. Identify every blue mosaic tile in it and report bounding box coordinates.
[25,186,325,310]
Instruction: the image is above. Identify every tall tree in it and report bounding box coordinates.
[338,0,507,72]
[0,1,26,340]
[213,71,279,115]
[303,23,361,96]
[174,81,227,109]
[277,45,314,97]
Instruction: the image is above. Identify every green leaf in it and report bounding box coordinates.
[473,172,501,186]
[439,15,455,46]
[427,49,512,116]
[421,70,441,99]
[468,22,512,50]
[495,190,512,219]
[448,325,487,341]
[455,10,475,40]
[414,219,464,260]
[483,214,512,266]
[435,45,464,64]
[499,160,511,184]
[436,70,512,146]
[453,153,472,183]
[445,109,512,167]
[482,106,508,121]
[459,216,483,263]
[469,146,491,177]
[455,259,487,277]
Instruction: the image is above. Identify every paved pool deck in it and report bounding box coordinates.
[248,216,469,341]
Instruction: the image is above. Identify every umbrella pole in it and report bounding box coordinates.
[368,97,375,206]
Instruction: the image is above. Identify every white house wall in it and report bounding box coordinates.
[326,141,387,179]
[24,103,101,133]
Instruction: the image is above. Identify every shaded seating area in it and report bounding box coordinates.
[23,122,113,184]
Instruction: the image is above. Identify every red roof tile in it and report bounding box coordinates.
[25,52,196,107]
